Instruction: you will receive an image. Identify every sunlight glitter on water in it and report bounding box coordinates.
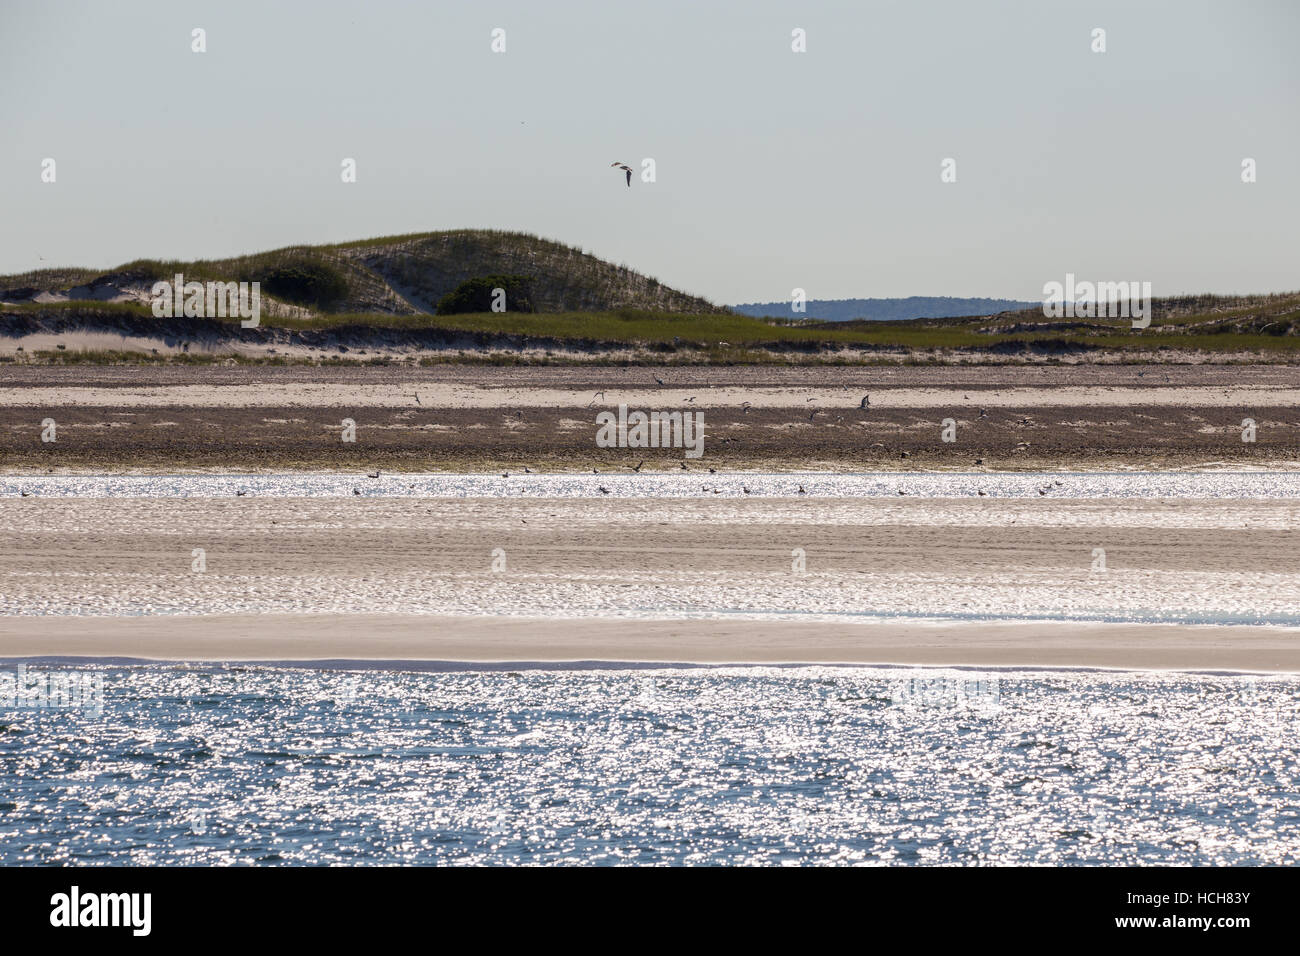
[1,664,1296,866]
[4,471,1300,499]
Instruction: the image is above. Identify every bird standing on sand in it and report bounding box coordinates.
[610,162,633,187]
[860,395,870,409]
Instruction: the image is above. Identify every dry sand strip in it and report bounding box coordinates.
[0,614,1297,672]
[3,383,1300,409]
[6,364,1300,388]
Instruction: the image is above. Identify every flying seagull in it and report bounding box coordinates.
[610,162,633,187]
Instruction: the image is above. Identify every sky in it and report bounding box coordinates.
[1,0,1296,305]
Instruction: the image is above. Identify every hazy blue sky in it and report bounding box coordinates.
[1,0,1295,304]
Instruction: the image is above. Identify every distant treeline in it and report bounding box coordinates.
[730,296,1039,322]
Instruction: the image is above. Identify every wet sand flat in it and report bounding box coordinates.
[1,364,1297,471]
[1,496,1297,669]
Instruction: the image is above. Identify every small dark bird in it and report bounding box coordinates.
[524,466,533,473]
[977,490,986,497]
[599,486,610,495]
[502,472,509,478]
[593,468,599,474]
[897,489,906,496]
[979,408,988,419]
[653,374,665,385]
[680,462,688,470]
[610,162,633,187]
[236,489,247,497]
[631,461,644,473]
[974,458,984,465]
[860,395,870,409]
[353,488,360,496]
[742,486,751,495]
[798,485,806,495]
[709,468,716,473]
[367,470,380,479]
[20,490,30,497]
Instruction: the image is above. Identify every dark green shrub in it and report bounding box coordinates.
[253,259,349,308]
[435,275,536,315]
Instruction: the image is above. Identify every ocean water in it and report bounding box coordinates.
[1,664,1297,866]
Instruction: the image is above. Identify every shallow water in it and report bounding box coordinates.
[5,471,1300,499]
[1,664,1296,865]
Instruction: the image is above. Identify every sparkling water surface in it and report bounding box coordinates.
[2,664,1297,866]
[5,471,1300,499]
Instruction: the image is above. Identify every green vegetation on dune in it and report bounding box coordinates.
[0,229,725,316]
[6,297,1300,357]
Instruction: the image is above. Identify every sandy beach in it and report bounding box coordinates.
[2,614,1297,671]
[3,363,1297,670]
[1,364,1297,472]
[2,494,1297,670]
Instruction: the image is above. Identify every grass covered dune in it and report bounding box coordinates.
[2,229,1298,364]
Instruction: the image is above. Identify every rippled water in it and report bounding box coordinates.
[5,471,1300,499]
[2,664,1297,865]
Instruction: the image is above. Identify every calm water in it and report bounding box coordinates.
[2,664,1296,865]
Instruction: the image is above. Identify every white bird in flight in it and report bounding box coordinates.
[610,162,633,187]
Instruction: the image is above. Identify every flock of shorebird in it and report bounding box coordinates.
[168,375,1021,500]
